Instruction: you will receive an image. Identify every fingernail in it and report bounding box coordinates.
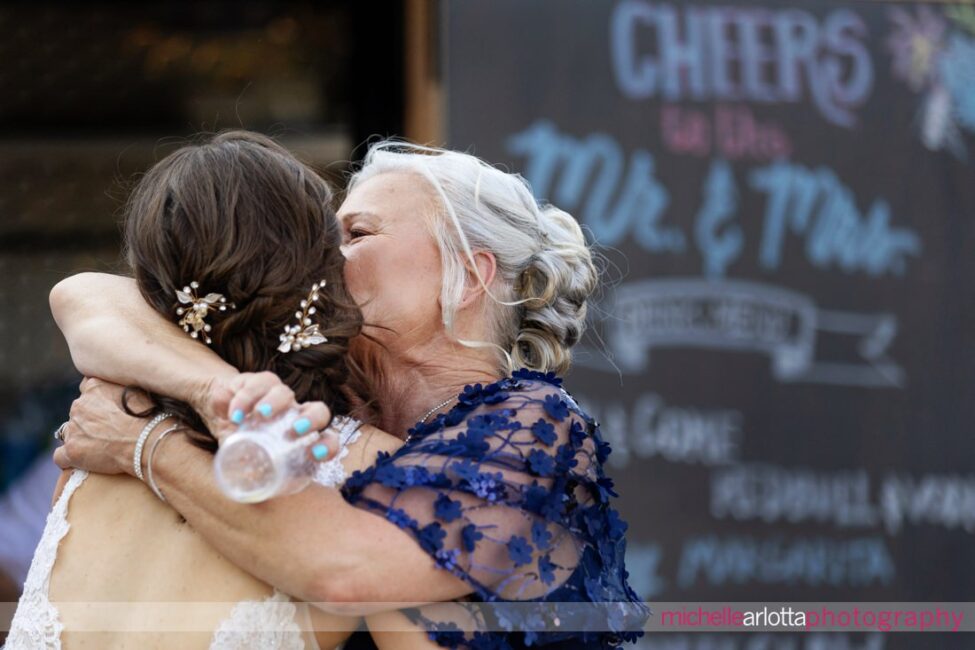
[257,403,273,418]
[312,444,329,460]
[231,409,245,425]
[293,418,312,435]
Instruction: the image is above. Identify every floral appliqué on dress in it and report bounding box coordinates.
[341,370,649,649]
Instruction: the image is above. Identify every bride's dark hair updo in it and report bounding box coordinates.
[122,130,372,451]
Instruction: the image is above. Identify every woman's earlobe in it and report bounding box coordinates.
[460,251,498,308]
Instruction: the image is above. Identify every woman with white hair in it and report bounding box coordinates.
[49,141,648,648]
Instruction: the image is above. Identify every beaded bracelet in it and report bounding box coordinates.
[146,424,180,502]
[133,412,173,481]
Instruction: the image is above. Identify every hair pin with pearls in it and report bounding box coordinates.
[278,280,328,353]
[176,281,234,345]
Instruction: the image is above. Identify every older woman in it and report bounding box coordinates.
[50,142,648,648]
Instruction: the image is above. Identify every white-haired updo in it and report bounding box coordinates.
[348,141,598,376]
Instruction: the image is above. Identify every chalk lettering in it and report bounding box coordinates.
[695,159,744,277]
[710,464,878,528]
[750,162,921,276]
[507,120,684,251]
[579,391,742,468]
[879,473,975,535]
[621,542,667,598]
[677,535,895,589]
[611,2,874,127]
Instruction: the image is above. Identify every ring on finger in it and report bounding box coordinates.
[54,421,69,443]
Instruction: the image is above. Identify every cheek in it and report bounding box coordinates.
[381,250,439,308]
[340,246,372,305]
[351,239,442,326]
[391,236,442,300]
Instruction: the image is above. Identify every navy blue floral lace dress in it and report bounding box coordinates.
[341,369,649,648]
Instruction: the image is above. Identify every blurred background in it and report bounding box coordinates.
[1,1,974,649]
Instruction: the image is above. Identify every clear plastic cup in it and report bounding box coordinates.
[214,408,320,503]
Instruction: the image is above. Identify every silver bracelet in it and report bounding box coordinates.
[146,424,180,502]
[133,412,173,481]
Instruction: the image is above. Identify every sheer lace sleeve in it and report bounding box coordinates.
[340,370,647,648]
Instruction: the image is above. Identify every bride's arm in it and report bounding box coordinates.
[50,272,236,407]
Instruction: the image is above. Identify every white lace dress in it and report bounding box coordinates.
[3,415,363,650]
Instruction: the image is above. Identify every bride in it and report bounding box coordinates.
[4,130,427,649]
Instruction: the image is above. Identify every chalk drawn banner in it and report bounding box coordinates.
[607,278,903,388]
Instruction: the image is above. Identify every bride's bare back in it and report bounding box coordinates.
[44,420,416,650]
[48,471,347,649]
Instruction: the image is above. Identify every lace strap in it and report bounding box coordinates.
[23,469,87,594]
[4,469,89,649]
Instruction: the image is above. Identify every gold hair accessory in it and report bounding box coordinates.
[278,280,328,353]
[176,281,233,345]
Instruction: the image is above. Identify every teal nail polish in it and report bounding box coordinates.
[257,403,273,418]
[312,444,329,460]
[231,409,245,424]
[293,417,312,435]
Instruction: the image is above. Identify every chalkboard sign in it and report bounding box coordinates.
[443,1,975,646]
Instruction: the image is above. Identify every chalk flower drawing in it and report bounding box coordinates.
[945,4,975,37]
[939,34,975,133]
[887,6,975,159]
[887,6,946,91]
